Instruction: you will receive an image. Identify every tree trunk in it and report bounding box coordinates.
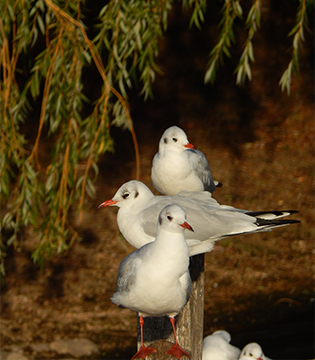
[137,253,205,359]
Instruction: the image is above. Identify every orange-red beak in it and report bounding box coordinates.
[180,221,194,232]
[98,199,118,209]
[184,142,195,150]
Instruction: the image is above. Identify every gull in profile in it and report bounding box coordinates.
[99,180,300,256]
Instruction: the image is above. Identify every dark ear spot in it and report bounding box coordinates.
[158,217,162,225]
[164,138,168,144]
[134,191,139,198]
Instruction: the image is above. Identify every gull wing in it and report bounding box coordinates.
[186,149,216,192]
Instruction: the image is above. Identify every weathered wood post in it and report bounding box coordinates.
[137,254,205,359]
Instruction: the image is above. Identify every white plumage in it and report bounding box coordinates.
[202,331,272,360]
[238,342,272,360]
[202,330,241,360]
[111,204,193,359]
[99,180,299,256]
[151,126,219,195]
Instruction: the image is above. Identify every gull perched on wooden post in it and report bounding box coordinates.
[110,204,194,359]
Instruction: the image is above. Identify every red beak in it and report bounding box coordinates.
[180,221,194,232]
[184,142,195,150]
[98,199,118,209]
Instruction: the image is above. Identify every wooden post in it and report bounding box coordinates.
[137,254,205,359]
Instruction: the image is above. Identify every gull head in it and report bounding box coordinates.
[158,204,194,234]
[239,343,266,360]
[158,126,195,154]
[98,180,154,209]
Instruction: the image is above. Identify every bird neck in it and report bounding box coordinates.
[154,228,189,258]
[149,230,190,281]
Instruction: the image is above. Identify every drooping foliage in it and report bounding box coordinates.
[0,0,313,275]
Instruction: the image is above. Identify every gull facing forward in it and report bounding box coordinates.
[111,204,193,359]
[151,126,221,195]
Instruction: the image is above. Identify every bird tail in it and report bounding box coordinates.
[245,210,299,220]
[214,210,300,241]
[214,180,223,188]
[254,217,300,229]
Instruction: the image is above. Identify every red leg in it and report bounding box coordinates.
[165,317,190,359]
[131,315,156,360]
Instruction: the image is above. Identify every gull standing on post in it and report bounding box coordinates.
[151,126,221,195]
[98,180,300,256]
[111,204,193,359]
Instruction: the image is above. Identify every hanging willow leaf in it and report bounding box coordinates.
[0,0,313,276]
[279,0,313,95]
[204,0,243,85]
[235,0,261,85]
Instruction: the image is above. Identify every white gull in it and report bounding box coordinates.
[111,204,193,359]
[202,331,272,360]
[238,342,272,360]
[151,125,221,195]
[98,180,300,256]
[202,330,241,360]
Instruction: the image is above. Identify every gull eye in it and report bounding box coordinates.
[122,192,130,199]
[167,215,173,221]
[172,137,178,142]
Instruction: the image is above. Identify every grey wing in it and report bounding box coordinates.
[178,190,249,212]
[140,198,171,237]
[177,190,218,203]
[165,196,255,240]
[186,149,216,193]
[140,195,233,241]
[184,205,299,241]
[138,195,298,256]
[139,194,214,237]
[115,250,143,293]
[139,194,219,238]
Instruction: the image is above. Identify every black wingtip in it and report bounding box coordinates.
[255,218,301,226]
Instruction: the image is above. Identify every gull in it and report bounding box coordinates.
[111,204,193,359]
[202,330,241,360]
[151,126,221,195]
[238,343,271,360]
[98,180,300,256]
[202,332,271,360]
